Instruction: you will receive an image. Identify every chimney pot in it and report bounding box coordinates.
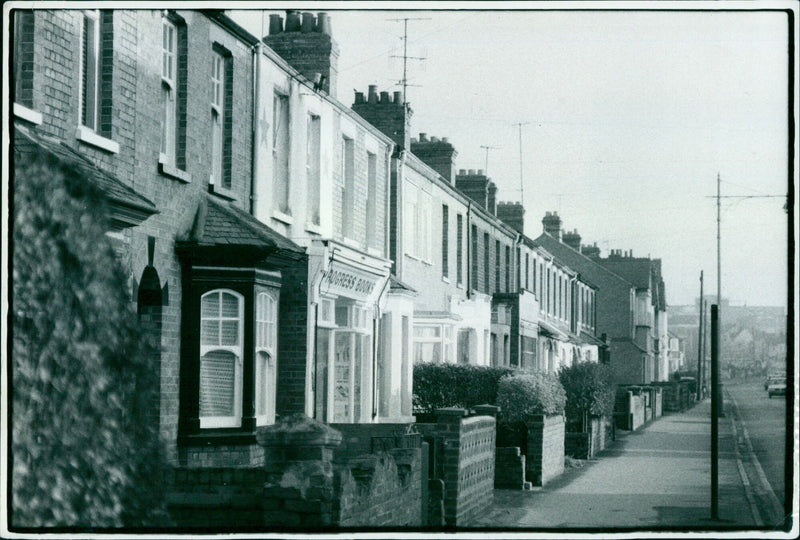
[459,169,466,175]
[478,169,484,175]
[431,136,439,142]
[411,137,418,144]
[442,137,449,143]
[380,90,389,103]
[285,10,301,32]
[316,12,331,35]
[419,133,427,142]
[393,91,403,104]
[354,91,365,104]
[368,85,378,103]
[301,12,315,33]
[268,14,284,35]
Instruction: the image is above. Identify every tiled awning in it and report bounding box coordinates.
[13,124,157,230]
[176,195,304,266]
[538,319,569,341]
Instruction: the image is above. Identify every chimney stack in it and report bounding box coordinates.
[496,201,525,234]
[352,86,412,153]
[542,211,562,240]
[562,228,582,251]
[264,11,339,95]
[582,242,600,258]
[455,169,492,209]
[487,182,497,215]
[410,133,459,185]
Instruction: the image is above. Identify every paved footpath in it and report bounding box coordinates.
[473,398,767,532]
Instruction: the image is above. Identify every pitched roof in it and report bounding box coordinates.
[532,232,633,288]
[598,258,653,289]
[185,195,303,254]
[13,124,157,216]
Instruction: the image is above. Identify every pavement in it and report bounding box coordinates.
[471,397,786,533]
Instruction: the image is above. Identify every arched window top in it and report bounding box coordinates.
[201,289,243,350]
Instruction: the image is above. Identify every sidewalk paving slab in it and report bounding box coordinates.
[472,398,761,531]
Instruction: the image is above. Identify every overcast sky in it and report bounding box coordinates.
[230,3,792,308]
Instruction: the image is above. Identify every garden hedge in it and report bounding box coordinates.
[413,363,513,415]
[496,372,566,423]
[559,361,616,432]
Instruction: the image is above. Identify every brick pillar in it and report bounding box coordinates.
[256,414,343,527]
[435,407,467,526]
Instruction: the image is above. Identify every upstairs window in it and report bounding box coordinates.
[306,114,321,225]
[13,10,35,110]
[199,289,244,428]
[341,136,355,239]
[272,92,290,213]
[161,18,177,162]
[80,10,113,136]
[456,214,464,285]
[441,204,449,278]
[210,47,232,191]
[365,152,378,248]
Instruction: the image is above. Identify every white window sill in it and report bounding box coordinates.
[158,156,192,183]
[404,253,420,262]
[76,125,120,154]
[456,282,465,290]
[209,178,237,201]
[442,276,451,284]
[14,103,43,125]
[305,222,322,235]
[340,236,362,250]
[272,210,294,225]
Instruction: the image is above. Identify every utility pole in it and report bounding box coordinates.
[513,121,530,201]
[696,271,704,401]
[711,304,720,520]
[706,175,785,413]
[480,145,500,175]
[388,17,429,106]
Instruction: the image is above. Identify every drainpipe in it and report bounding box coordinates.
[466,201,472,299]
[250,40,263,215]
[372,274,390,420]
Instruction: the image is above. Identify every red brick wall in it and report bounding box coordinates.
[436,411,496,526]
[526,414,565,486]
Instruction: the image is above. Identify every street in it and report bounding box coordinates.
[725,378,788,527]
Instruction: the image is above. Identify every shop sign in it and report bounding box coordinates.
[322,262,382,300]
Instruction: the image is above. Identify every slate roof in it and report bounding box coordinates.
[185,195,303,255]
[532,233,634,287]
[13,124,157,216]
[599,259,653,289]
[389,275,417,293]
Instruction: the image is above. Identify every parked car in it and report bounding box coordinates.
[767,380,786,398]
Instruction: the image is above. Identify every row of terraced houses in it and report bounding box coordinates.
[10,8,676,525]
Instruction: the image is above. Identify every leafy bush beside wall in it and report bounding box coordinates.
[412,363,513,414]
[12,151,167,527]
[496,372,566,423]
[559,361,616,432]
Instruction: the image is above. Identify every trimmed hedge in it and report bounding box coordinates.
[559,361,615,432]
[496,372,566,423]
[413,363,513,414]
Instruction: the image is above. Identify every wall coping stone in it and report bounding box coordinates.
[436,407,468,418]
[256,413,342,448]
[472,404,500,417]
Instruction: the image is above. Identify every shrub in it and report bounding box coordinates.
[496,372,566,423]
[12,151,168,527]
[559,361,616,432]
[413,363,513,415]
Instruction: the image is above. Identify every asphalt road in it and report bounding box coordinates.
[725,379,787,507]
[724,378,790,529]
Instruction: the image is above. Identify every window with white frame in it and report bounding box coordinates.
[255,292,277,425]
[273,92,290,213]
[80,10,112,135]
[210,50,226,188]
[411,323,454,364]
[307,114,321,225]
[80,11,100,130]
[161,17,178,164]
[366,151,378,248]
[404,184,431,261]
[199,289,244,428]
[341,136,355,238]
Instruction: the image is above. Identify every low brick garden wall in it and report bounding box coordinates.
[167,415,424,529]
[615,389,645,431]
[526,414,565,486]
[565,415,612,460]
